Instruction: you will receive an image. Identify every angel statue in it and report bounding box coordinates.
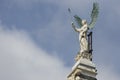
[70,2,99,53]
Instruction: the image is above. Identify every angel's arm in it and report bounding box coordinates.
[72,22,80,32]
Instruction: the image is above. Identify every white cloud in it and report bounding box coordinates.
[0,24,70,80]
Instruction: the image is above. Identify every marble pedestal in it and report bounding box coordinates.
[67,53,97,80]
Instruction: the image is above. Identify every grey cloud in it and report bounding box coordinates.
[97,65,120,80]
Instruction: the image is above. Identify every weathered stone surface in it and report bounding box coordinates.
[67,58,97,80]
[75,52,92,62]
[68,3,99,80]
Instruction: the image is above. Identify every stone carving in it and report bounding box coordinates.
[70,3,99,55]
[72,20,88,53]
[75,52,92,61]
[75,76,80,80]
[67,3,99,80]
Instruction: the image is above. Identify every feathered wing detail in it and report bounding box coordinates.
[89,2,99,29]
[74,15,82,28]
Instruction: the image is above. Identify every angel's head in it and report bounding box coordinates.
[82,19,87,25]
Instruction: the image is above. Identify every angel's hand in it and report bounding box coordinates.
[71,22,74,25]
[71,22,75,27]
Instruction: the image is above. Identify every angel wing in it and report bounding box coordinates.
[74,15,82,28]
[88,2,99,29]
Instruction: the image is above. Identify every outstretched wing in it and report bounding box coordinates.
[89,2,99,29]
[74,15,82,28]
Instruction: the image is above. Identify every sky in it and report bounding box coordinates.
[0,0,120,80]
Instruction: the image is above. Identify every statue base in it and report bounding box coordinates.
[75,51,92,61]
[67,52,97,80]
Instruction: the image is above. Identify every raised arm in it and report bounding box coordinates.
[72,22,80,32]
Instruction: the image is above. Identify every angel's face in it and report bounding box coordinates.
[82,20,87,25]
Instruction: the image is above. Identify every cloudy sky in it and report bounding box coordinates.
[0,0,120,80]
